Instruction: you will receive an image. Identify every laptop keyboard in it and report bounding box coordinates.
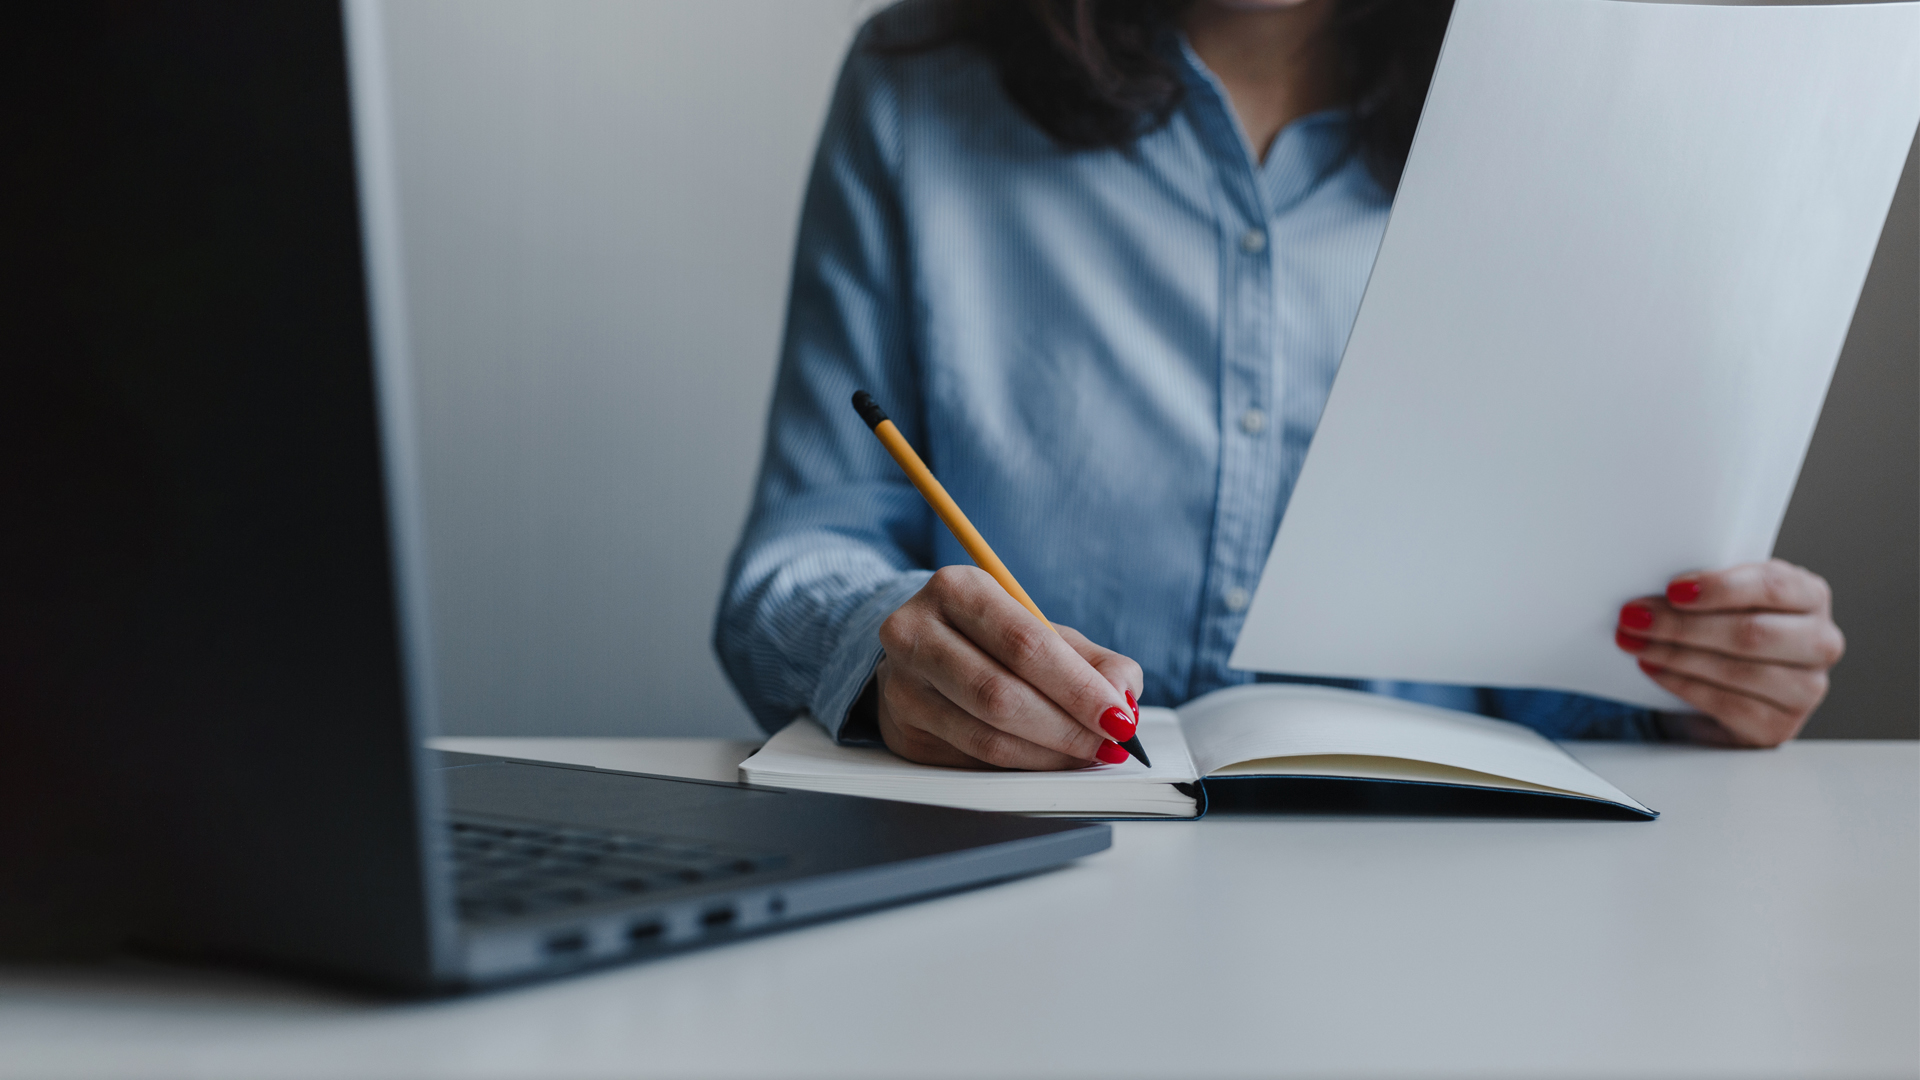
[449,818,787,924]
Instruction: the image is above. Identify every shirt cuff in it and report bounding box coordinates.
[807,569,933,743]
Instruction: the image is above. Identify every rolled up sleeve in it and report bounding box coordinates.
[713,40,934,741]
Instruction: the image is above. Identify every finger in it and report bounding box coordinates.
[933,568,1132,739]
[1666,559,1831,615]
[1055,624,1145,704]
[874,657,985,768]
[1633,659,1805,747]
[883,673,1090,771]
[1617,601,1845,668]
[878,702,987,768]
[1616,634,1828,715]
[882,602,1107,761]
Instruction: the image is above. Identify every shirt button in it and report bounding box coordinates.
[1224,586,1251,613]
[1239,228,1267,254]
[1239,408,1267,435]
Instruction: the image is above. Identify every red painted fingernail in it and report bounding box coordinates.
[1619,603,1655,631]
[1094,741,1130,765]
[1615,630,1647,653]
[1099,706,1136,743]
[1667,579,1702,605]
[1125,688,1139,721]
[1637,659,1663,674]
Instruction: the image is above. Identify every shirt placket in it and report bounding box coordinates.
[1174,41,1287,700]
[1196,205,1279,696]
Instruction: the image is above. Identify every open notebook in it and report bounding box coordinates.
[739,684,1655,820]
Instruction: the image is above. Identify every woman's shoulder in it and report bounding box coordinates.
[857,0,952,50]
[841,1,1022,131]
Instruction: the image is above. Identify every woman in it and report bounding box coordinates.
[715,0,1845,769]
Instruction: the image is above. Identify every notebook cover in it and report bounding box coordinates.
[1199,775,1656,820]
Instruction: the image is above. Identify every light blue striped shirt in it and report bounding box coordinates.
[716,19,1657,744]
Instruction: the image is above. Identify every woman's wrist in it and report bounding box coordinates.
[840,669,884,745]
[1652,710,1694,742]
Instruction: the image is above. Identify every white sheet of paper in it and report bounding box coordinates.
[1230,0,1920,709]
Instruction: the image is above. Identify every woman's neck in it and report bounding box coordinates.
[1183,0,1339,163]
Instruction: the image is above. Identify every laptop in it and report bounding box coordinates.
[0,0,1108,992]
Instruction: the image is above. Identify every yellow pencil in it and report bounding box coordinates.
[852,390,1048,625]
[851,390,1149,765]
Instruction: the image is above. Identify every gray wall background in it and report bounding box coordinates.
[379,0,1918,741]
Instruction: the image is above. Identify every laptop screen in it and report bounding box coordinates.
[1,0,443,981]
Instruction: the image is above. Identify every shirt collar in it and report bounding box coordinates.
[1171,33,1359,218]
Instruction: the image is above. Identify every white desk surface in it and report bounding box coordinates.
[3,738,1914,1080]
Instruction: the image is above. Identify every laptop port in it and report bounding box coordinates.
[700,906,737,930]
[627,920,664,944]
[544,930,588,956]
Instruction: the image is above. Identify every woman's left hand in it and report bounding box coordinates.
[1615,558,1844,747]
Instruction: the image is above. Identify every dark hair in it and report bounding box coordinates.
[872,0,1453,191]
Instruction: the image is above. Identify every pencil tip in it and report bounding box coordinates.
[1121,736,1151,769]
[851,390,888,430]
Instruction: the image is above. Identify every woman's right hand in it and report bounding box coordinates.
[874,566,1145,770]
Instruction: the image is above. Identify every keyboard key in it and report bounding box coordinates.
[446,816,782,924]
